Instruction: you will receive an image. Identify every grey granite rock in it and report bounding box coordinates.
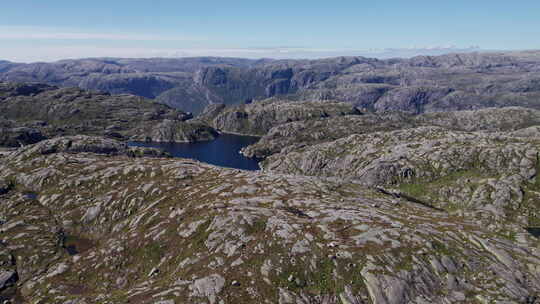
[0,270,17,290]
[0,137,537,302]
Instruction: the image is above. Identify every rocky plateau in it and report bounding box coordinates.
[0,136,539,303]
[1,51,540,303]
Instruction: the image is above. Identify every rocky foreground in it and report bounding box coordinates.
[0,136,539,303]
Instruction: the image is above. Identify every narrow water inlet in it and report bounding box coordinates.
[129,133,262,171]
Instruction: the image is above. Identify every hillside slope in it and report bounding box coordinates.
[0,82,217,147]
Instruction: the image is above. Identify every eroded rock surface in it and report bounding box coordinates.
[0,136,538,303]
[261,126,540,232]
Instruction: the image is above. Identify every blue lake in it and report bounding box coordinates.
[129,133,261,171]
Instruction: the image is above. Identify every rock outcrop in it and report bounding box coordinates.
[200,98,361,136]
[4,136,171,161]
[241,112,414,158]
[133,119,219,143]
[0,125,46,147]
[0,82,219,147]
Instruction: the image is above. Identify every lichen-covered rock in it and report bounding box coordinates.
[189,274,225,304]
[0,136,538,303]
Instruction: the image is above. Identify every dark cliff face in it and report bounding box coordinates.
[0,126,46,147]
[0,82,56,98]
[78,74,178,99]
[2,51,540,115]
[373,87,455,114]
[189,65,300,113]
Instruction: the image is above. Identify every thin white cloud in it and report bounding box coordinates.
[0,26,204,41]
[0,26,483,62]
[0,44,484,63]
[1,45,181,62]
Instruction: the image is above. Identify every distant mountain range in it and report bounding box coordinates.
[1,50,540,115]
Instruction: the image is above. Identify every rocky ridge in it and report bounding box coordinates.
[242,107,540,159]
[200,98,361,136]
[0,82,217,146]
[132,119,219,143]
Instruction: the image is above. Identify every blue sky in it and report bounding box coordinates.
[1,1,539,62]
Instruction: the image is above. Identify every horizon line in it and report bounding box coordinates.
[4,47,539,64]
